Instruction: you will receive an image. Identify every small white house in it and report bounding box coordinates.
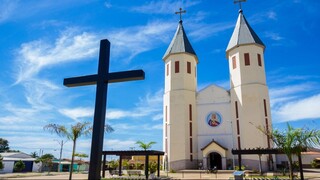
[0,152,40,173]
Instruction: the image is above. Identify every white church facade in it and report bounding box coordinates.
[163,9,273,171]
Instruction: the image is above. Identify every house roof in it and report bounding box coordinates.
[201,139,228,151]
[226,10,265,52]
[0,152,36,161]
[163,20,197,61]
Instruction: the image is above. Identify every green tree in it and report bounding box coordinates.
[135,141,156,150]
[0,138,9,152]
[74,153,88,172]
[261,123,320,180]
[13,160,25,172]
[30,151,38,158]
[0,154,4,170]
[35,154,55,174]
[44,122,113,180]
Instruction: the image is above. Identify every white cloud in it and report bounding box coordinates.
[104,1,112,8]
[264,32,284,41]
[130,0,200,14]
[59,107,94,121]
[269,83,314,107]
[273,94,320,122]
[16,28,99,83]
[188,22,234,41]
[107,21,174,62]
[0,0,17,23]
[59,89,164,121]
[104,139,136,150]
[266,11,277,20]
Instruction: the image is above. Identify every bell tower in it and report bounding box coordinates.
[226,8,273,170]
[163,9,198,170]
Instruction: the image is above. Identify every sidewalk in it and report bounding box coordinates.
[0,170,319,179]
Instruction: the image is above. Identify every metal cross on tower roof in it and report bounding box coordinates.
[175,8,186,21]
[234,0,246,11]
[64,39,145,179]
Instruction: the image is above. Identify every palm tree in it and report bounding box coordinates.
[261,123,320,180]
[135,141,156,150]
[44,122,113,180]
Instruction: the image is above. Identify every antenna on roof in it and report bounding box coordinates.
[175,8,186,22]
[234,0,246,13]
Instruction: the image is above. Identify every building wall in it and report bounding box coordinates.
[196,85,233,162]
[0,161,14,173]
[163,53,198,170]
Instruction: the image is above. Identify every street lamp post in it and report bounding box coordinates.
[55,140,67,172]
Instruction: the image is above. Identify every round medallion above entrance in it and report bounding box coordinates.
[206,112,222,127]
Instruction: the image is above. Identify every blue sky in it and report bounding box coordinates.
[0,0,319,159]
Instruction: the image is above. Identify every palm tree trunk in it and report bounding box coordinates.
[69,140,76,180]
[288,156,294,180]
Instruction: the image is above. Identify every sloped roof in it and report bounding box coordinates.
[226,10,265,52]
[201,139,228,151]
[163,20,197,61]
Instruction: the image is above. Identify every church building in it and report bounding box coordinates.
[163,8,273,171]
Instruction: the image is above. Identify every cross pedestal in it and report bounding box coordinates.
[64,39,145,179]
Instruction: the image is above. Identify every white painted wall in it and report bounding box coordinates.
[196,85,233,160]
[0,161,14,173]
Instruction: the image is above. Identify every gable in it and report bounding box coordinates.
[197,84,230,104]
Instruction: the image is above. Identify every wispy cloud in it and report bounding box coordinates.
[268,74,320,123]
[273,93,320,122]
[188,22,234,41]
[59,107,94,122]
[15,28,99,83]
[130,0,200,14]
[264,32,284,41]
[104,139,136,150]
[59,89,163,121]
[0,0,17,23]
[107,21,174,62]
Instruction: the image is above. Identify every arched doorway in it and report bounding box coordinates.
[208,152,222,169]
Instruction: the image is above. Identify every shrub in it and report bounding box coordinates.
[14,160,25,172]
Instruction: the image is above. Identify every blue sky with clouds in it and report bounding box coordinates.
[0,0,319,159]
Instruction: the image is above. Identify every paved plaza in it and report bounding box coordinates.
[0,170,320,180]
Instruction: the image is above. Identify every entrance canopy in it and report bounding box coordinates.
[201,139,228,157]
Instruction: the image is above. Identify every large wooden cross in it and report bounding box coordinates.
[64,39,145,179]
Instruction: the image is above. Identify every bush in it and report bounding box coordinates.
[14,160,25,172]
[149,162,157,174]
[235,165,246,170]
[311,159,320,168]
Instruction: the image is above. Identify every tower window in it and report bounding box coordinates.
[244,53,250,66]
[189,104,192,121]
[235,101,239,119]
[190,138,193,153]
[187,61,191,74]
[175,61,180,73]
[189,122,192,136]
[257,54,262,67]
[263,99,268,117]
[232,56,236,69]
[236,120,240,135]
[166,64,169,76]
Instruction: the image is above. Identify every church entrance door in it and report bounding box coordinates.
[209,152,222,170]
